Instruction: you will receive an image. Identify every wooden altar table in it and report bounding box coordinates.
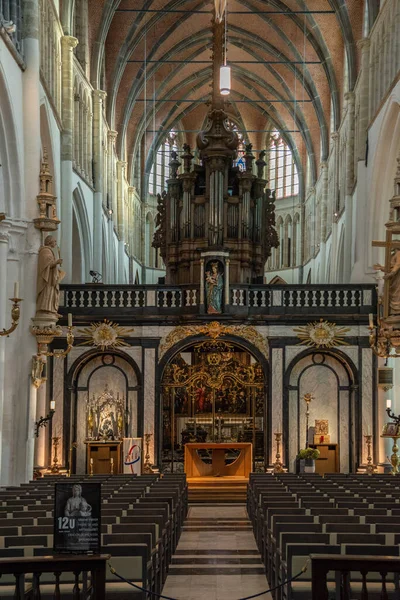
[184,442,252,478]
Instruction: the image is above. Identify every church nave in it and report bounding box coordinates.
[162,504,271,600]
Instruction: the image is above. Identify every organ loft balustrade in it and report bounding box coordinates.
[58,283,376,322]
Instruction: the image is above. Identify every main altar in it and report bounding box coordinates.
[185,442,252,478]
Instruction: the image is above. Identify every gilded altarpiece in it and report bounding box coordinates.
[161,340,265,472]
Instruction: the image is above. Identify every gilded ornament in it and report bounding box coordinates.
[293,319,350,348]
[77,319,134,351]
[159,321,268,358]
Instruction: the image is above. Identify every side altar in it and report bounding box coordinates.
[184,442,252,478]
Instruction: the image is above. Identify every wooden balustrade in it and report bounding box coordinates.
[0,554,109,600]
[311,554,400,600]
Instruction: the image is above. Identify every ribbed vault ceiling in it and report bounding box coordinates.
[88,0,366,193]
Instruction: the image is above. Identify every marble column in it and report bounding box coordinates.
[199,259,205,305]
[92,90,107,275]
[225,259,230,306]
[60,35,79,282]
[143,348,156,465]
[34,382,47,468]
[361,348,373,464]
[271,348,283,465]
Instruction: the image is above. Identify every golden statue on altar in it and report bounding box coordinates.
[86,384,126,441]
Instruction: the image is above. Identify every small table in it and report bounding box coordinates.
[184,442,252,478]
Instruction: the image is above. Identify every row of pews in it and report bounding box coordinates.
[248,473,400,600]
[0,472,188,599]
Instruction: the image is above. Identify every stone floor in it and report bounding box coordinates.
[162,505,272,600]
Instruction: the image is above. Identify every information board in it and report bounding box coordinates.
[54,482,101,553]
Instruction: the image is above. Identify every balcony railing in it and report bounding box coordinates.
[311,554,400,600]
[0,554,109,599]
[60,283,375,319]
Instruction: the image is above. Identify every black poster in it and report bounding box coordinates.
[54,482,101,554]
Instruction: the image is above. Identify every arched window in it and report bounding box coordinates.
[149,130,179,195]
[268,130,299,199]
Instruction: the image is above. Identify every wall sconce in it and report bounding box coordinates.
[43,315,74,359]
[0,283,22,337]
[35,400,55,437]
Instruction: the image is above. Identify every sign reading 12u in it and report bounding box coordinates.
[53,482,101,554]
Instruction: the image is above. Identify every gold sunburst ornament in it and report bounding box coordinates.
[78,319,134,351]
[294,319,350,348]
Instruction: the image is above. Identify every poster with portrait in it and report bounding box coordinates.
[123,437,142,475]
[54,482,101,553]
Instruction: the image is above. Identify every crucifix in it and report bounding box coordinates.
[372,230,400,319]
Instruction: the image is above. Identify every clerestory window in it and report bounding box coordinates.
[268,130,299,198]
[149,130,179,195]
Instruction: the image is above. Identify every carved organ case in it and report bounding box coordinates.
[152,19,278,286]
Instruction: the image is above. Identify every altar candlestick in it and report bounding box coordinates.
[14,282,19,299]
[387,399,392,409]
[68,313,72,327]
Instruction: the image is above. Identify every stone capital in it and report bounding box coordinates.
[357,38,371,51]
[61,35,78,50]
[108,129,118,142]
[93,89,107,103]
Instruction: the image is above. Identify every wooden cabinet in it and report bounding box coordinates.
[86,442,122,474]
[309,443,339,474]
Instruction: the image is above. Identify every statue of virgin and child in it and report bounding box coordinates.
[205,261,223,314]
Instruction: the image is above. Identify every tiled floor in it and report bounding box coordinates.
[162,505,272,600]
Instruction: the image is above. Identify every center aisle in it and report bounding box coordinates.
[162,505,272,600]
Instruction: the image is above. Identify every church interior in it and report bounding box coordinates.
[1,0,400,597]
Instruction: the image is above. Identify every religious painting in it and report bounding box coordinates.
[205,260,224,314]
[382,422,400,437]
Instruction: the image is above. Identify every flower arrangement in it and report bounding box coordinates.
[297,447,320,460]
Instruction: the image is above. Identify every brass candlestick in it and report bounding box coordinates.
[89,458,94,476]
[110,457,114,475]
[388,436,400,475]
[272,432,284,473]
[143,433,153,474]
[364,434,376,474]
[50,436,60,473]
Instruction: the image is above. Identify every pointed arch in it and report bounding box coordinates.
[0,65,22,217]
[72,184,92,282]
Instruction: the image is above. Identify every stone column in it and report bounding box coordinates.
[319,162,328,282]
[356,39,371,161]
[117,161,127,283]
[60,35,79,281]
[92,90,107,275]
[0,228,9,481]
[107,130,118,283]
[343,92,355,282]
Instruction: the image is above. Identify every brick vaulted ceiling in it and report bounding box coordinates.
[87,0,365,194]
